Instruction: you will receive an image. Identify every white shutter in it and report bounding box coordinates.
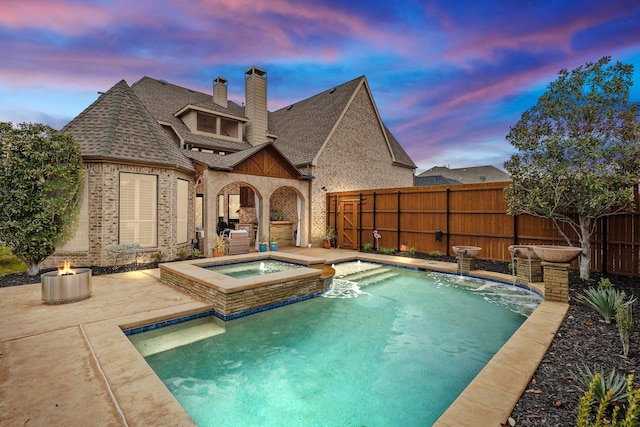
[120,173,157,247]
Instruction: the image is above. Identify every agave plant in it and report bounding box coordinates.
[574,286,625,323]
[573,364,630,404]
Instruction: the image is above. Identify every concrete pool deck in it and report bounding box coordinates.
[0,247,568,426]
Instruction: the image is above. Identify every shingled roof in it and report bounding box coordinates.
[418,165,510,184]
[62,80,194,172]
[269,76,416,169]
[131,77,253,153]
[183,144,266,170]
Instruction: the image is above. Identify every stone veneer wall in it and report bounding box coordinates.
[160,269,328,319]
[515,257,543,286]
[43,162,195,268]
[541,262,570,303]
[269,187,298,222]
[456,255,476,274]
[310,85,414,245]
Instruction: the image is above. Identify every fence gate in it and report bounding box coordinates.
[338,199,358,249]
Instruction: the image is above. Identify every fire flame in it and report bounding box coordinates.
[58,261,77,276]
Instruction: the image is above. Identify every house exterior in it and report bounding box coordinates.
[416,165,510,185]
[44,66,415,268]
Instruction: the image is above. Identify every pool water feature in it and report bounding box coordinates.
[142,261,541,426]
[204,259,302,279]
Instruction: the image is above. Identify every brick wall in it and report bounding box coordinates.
[310,85,414,244]
[44,162,195,268]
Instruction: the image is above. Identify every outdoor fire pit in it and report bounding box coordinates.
[41,262,92,304]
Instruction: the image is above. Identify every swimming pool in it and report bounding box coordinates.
[139,261,541,426]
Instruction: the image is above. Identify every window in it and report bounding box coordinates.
[119,173,157,247]
[58,172,89,251]
[220,117,238,138]
[176,179,188,244]
[197,112,217,134]
[228,194,240,222]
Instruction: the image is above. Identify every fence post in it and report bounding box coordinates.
[358,192,363,250]
[373,191,377,244]
[397,190,401,250]
[334,194,338,246]
[446,187,450,256]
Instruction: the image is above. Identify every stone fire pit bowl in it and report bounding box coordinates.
[531,245,582,263]
[452,246,482,257]
[41,268,92,304]
[508,245,540,260]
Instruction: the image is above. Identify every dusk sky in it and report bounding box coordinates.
[2,1,639,172]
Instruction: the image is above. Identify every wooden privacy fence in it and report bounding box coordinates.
[326,182,640,277]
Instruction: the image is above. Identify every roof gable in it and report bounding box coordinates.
[269,77,363,166]
[62,80,194,172]
[269,76,415,169]
[185,142,303,179]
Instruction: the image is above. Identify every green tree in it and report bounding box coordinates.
[0,122,84,276]
[504,57,640,279]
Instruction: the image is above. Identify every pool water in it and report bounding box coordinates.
[142,262,541,426]
[204,259,302,278]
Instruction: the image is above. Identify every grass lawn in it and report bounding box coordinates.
[0,246,26,276]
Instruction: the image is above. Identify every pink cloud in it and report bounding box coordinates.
[439,3,634,66]
[0,1,114,35]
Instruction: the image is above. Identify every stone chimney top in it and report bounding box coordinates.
[213,76,228,108]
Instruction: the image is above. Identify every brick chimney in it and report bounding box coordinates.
[244,66,268,146]
[213,76,228,108]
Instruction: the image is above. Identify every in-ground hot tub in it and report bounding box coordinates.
[159,253,334,321]
[41,267,92,304]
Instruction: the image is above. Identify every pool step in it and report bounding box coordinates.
[354,269,403,287]
[129,317,225,357]
[338,267,397,285]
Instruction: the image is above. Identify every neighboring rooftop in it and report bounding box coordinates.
[416,165,510,185]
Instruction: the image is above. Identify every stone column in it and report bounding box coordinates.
[541,262,570,303]
[515,257,542,286]
[457,255,476,275]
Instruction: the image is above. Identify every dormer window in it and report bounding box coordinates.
[197,113,217,134]
[195,112,240,140]
[175,105,245,142]
[220,117,238,138]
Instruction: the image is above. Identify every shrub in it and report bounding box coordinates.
[428,250,443,257]
[379,247,395,255]
[362,243,373,252]
[151,251,166,263]
[616,301,635,357]
[576,373,640,427]
[409,246,416,256]
[176,249,189,260]
[106,244,141,268]
[0,122,84,275]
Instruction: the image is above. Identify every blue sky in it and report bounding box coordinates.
[1,0,639,172]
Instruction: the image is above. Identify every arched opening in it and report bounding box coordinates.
[215,181,260,246]
[269,186,301,247]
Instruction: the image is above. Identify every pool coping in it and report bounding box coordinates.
[0,248,567,426]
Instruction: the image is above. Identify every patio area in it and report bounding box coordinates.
[0,248,567,426]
